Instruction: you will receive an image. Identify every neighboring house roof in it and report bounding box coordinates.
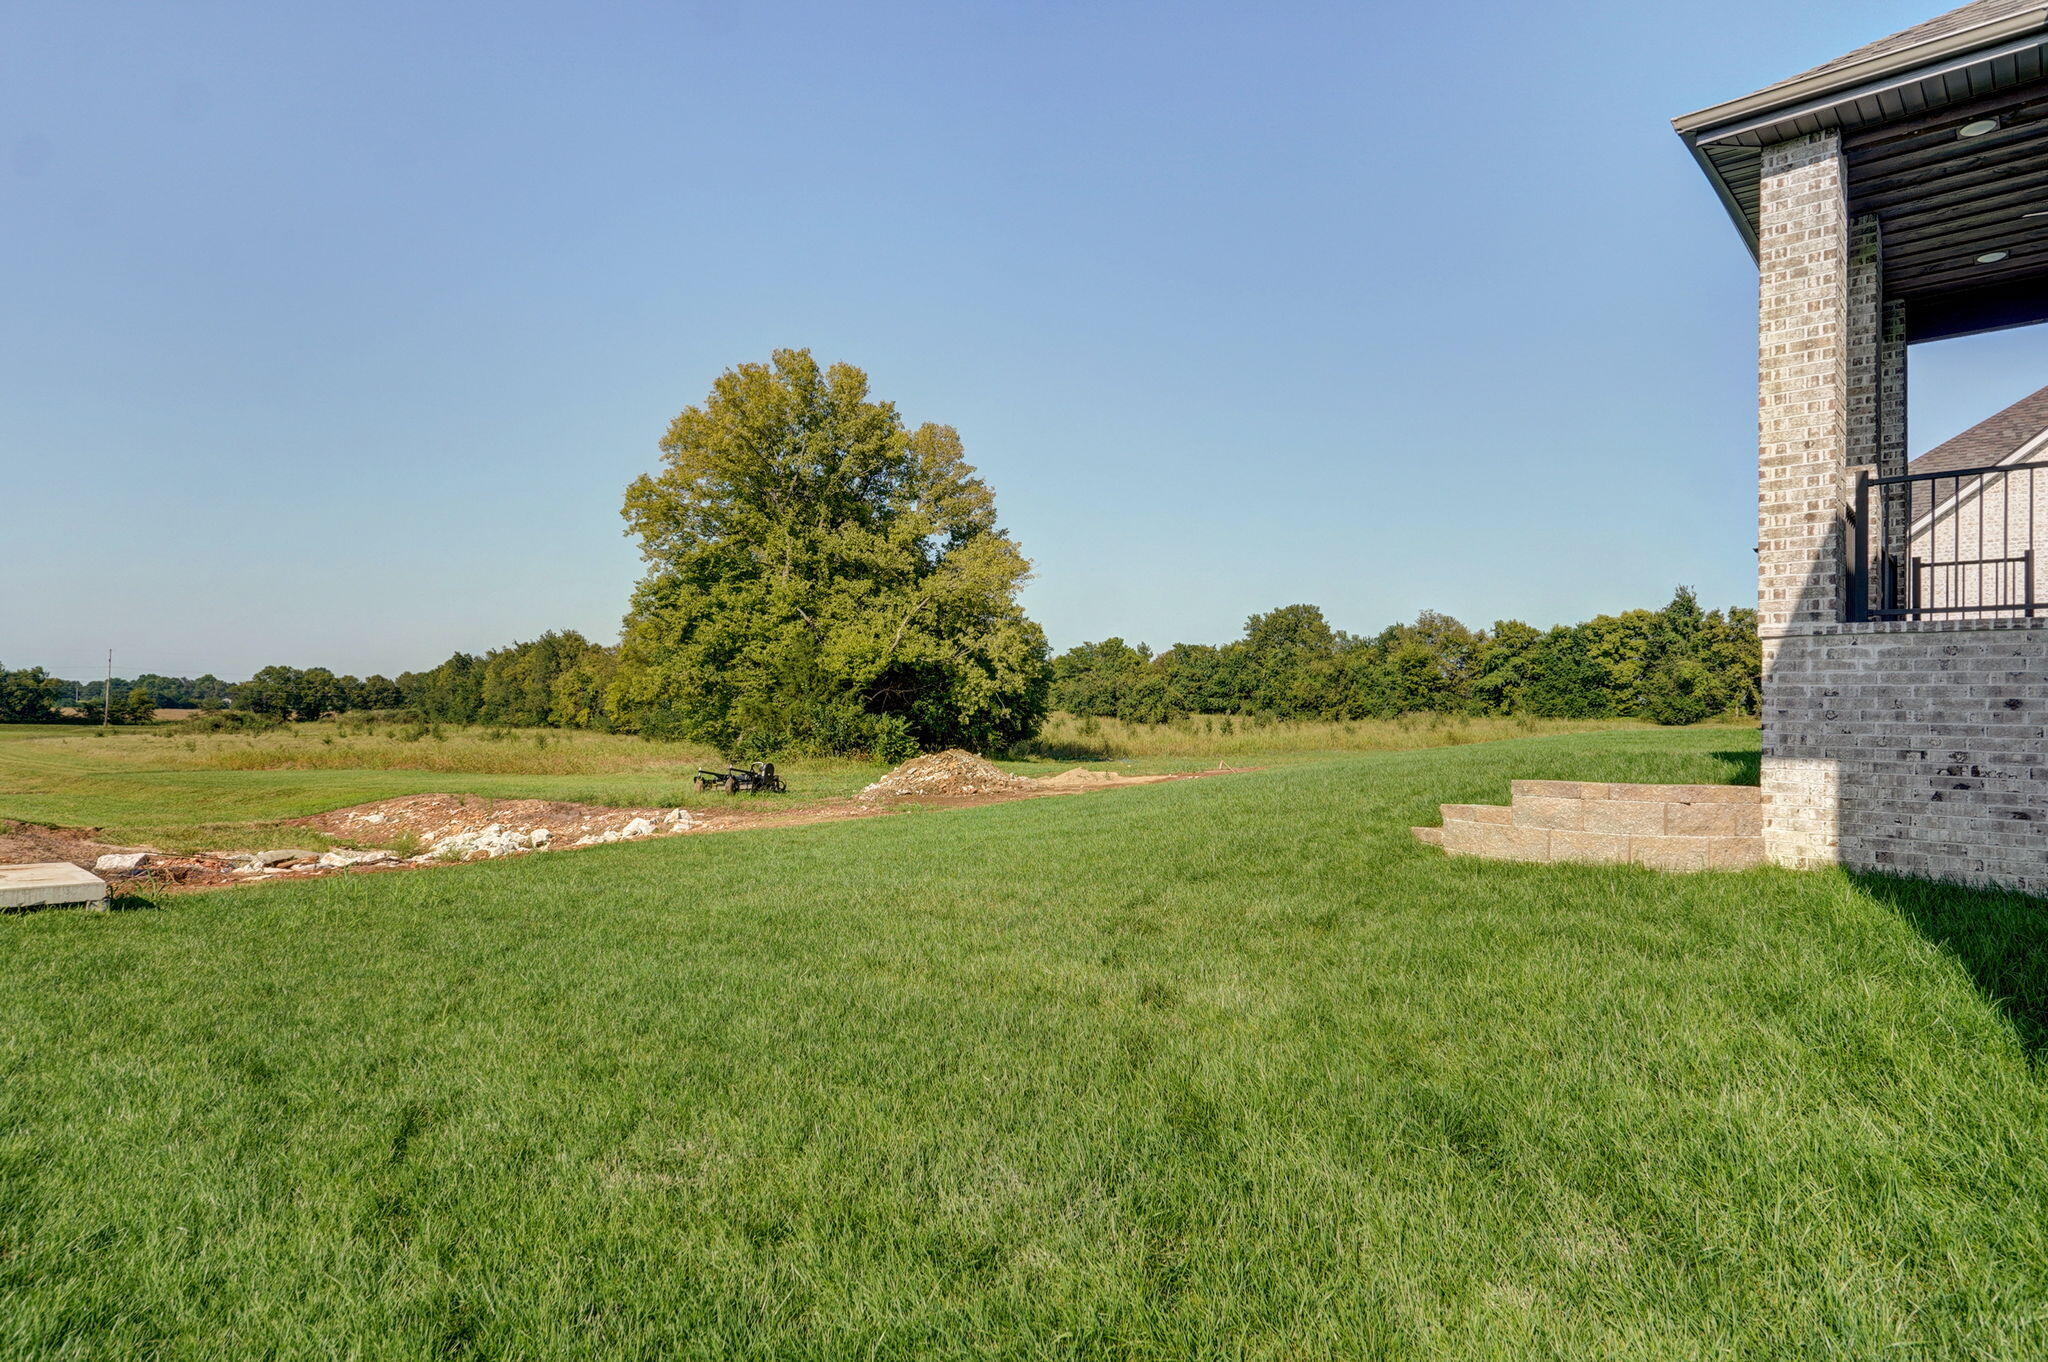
[1912,382,2048,476]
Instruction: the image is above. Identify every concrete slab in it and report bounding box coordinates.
[0,862,109,910]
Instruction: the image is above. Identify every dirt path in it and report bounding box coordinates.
[0,764,1251,895]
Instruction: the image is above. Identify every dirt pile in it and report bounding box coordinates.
[1033,767,1176,789]
[298,794,697,861]
[860,750,1034,799]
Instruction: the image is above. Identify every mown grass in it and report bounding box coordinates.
[0,715,1708,851]
[4,727,2047,1358]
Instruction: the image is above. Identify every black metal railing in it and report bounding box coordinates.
[1850,460,2048,621]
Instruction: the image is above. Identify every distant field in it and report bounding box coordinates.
[0,714,1724,851]
[7,726,2048,1358]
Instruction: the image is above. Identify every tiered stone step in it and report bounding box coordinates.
[1413,780,1764,872]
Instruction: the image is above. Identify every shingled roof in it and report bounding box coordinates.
[1673,1,2048,270]
[1912,381,2048,476]
[1752,0,2043,105]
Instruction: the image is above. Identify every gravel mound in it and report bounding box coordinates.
[860,750,1032,799]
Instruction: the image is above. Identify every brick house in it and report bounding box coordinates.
[1902,384,2048,617]
[1671,0,2048,889]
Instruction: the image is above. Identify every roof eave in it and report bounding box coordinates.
[1671,6,2048,137]
[1670,7,2048,259]
[1678,132,1760,259]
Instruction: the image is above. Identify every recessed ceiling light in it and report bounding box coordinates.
[1960,118,2000,137]
[1979,251,2011,263]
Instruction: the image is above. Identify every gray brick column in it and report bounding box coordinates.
[1848,215,1881,472]
[1756,131,1854,867]
[1878,298,1910,576]
[1879,298,1908,479]
[1757,131,1851,634]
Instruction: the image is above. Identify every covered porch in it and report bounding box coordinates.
[1674,0,2048,887]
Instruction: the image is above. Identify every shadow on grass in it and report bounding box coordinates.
[1853,870,2048,1059]
[0,894,160,917]
[1709,750,1762,785]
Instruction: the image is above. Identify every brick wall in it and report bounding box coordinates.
[1762,617,2048,890]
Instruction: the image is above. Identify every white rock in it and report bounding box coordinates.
[317,849,397,868]
[662,808,696,828]
[426,825,532,860]
[621,818,657,838]
[529,827,551,845]
[255,849,317,867]
[95,852,149,873]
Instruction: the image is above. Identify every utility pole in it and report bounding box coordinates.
[103,650,112,729]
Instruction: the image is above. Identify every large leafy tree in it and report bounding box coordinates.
[0,665,63,723]
[614,349,1049,758]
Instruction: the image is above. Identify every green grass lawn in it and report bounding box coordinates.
[0,715,1700,851]
[5,727,2048,1358]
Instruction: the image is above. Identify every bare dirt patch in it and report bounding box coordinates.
[0,756,1250,895]
[0,820,266,890]
[1032,767,1182,790]
[0,820,139,870]
[856,750,1191,800]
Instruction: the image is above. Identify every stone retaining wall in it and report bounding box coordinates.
[1414,781,1765,872]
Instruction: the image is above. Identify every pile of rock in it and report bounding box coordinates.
[426,807,696,859]
[223,849,372,875]
[426,824,549,861]
[859,750,1032,799]
[572,808,694,846]
[60,800,709,889]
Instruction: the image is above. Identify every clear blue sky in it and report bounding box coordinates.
[6,0,2043,682]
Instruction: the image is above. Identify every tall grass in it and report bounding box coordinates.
[1013,710,1746,762]
[11,715,1730,778]
[38,721,828,778]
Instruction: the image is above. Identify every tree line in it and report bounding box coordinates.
[1050,588,1758,727]
[0,666,169,724]
[4,584,1756,738]
[0,645,604,729]
[0,354,1763,750]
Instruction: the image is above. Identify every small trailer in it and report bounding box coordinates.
[692,762,786,795]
